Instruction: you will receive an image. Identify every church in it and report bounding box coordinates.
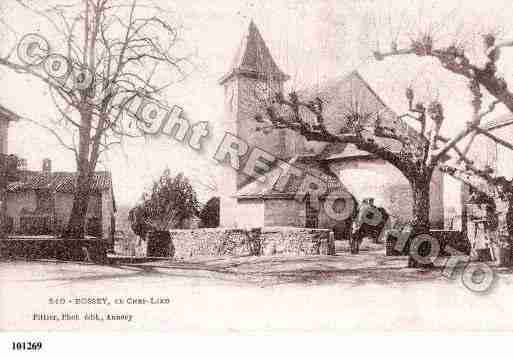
[217,21,444,232]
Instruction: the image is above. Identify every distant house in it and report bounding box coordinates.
[466,114,513,180]
[5,159,116,240]
[458,114,513,232]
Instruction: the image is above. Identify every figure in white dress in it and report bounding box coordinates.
[468,203,498,261]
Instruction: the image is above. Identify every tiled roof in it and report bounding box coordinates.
[236,155,349,199]
[7,171,112,193]
[220,21,289,84]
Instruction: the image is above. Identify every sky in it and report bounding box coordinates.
[2,0,513,207]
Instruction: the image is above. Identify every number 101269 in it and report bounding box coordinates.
[12,341,43,351]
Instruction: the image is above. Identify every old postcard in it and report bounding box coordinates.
[1,0,513,341]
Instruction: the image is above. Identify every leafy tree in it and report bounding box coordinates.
[127,203,150,239]
[199,196,219,228]
[128,170,199,239]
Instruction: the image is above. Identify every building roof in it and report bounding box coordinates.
[7,171,113,194]
[236,155,349,200]
[0,104,20,122]
[220,21,289,84]
[293,70,419,160]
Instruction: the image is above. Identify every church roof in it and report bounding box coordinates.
[236,155,349,199]
[294,70,416,160]
[220,21,289,84]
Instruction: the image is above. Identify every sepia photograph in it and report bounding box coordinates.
[1,0,513,344]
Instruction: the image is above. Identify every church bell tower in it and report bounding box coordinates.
[220,21,290,163]
[218,21,290,227]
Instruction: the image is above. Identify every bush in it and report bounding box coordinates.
[199,197,220,228]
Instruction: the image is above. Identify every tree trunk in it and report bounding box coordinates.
[408,172,433,268]
[0,163,7,239]
[62,169,92,239]
[62,112,93,239]
[506,199,513,246]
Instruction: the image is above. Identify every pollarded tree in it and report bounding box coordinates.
[0,0,193,238]
[370,18,513,238]
[254,72,513,267]
[440,159,513,245]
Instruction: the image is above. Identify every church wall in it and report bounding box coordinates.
[329,159,444,227]
[263,199,305,227]
[218,163,241,228]
[234,199,265,228]
[219,194,240,228]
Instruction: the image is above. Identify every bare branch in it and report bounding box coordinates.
[21,115,77,155]
[476,127,513,152]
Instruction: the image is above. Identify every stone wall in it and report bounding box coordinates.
[0,238,108,262]
[260,227,335,256]
[169,227,335,260]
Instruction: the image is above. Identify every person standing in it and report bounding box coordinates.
[351,198,385,253]
[469,202,496,262]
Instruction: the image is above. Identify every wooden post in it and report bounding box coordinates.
[461,182,469,236]
[0,154,7,239]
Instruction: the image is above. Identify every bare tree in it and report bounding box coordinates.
[0,0,193,238]
[254,65,513,267]
[440,155,513,243]
[370,11,513,245]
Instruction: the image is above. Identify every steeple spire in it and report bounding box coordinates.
[220,20,289,84]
